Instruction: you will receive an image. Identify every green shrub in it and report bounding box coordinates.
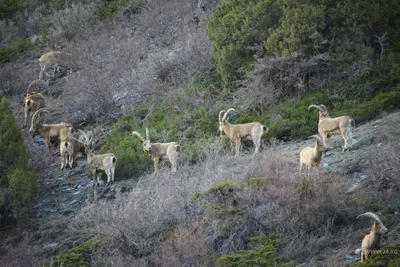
[0,0,21,19]
[44,238,101,267]
[265,1,326,57]
[0,93,38,226]
[215,234,290,267]
[207,0,281,85]
[352,243,400,267]
[0,37,35,63]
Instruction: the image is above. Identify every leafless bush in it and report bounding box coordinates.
[70,145,359,265]
[47,2,102,42]
[363,120,400,196]
[0,236,42,267]
[236,53,334,111]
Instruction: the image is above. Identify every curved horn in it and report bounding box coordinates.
[31,108,49,124]
[308,104,323,112]
[78,129,92,146]
[318,104,328,112]
[146,128,150,140]
[218,110,226,122]
[357,212,383,224]
[27,80,48,94]
[132,131,145,142]
[222,108,235,122]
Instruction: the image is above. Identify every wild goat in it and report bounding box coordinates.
[132,128,180,173]
[39,51,71,80]
[24,80,48,128]
[29,108,73,152]
[299,134,325,179]
[60,131,86,170]
[218,108,267,156]
[358,212,388,262]
[308,104,355,151]
[81,130,117,186]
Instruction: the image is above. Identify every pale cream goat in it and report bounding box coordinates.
[29,108,72,152]
[308,104,355,151]
[219,108,267,157]
[358,212,388,262]
[299,134,325,179]
[81,130,117,186]
[132,128,180,173]
[24,80,48,128]
[39,51,72,80]
[60,131,86,170]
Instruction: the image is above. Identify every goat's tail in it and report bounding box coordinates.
[175,144,180,152]
[112,156,117,163]
[64,141,68,148]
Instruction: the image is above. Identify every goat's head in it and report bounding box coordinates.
[132,128,152,155]
[308,104,329,118]
[29,108,49,137]
[358,212,388,240]
[309,134,325,153]
[219,108,235,133]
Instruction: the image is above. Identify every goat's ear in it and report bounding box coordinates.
[146,128,149,140]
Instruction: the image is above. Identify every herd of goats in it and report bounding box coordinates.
[21,51,388,262]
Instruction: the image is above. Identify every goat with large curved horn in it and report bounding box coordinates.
[219,108,268,157]
[357,212,388,262]
[80,129,117,186]
[29,108,73,153]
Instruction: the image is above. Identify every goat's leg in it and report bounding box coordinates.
[253,137,261,155]
[153,158,159,173]
[111,168,115,184]
[234,140,241,157]
[340,129,349,151]
[105,169,111,186]
[307,166,311,179]
[61,153,65,170]
[96,172,102,186]
[170,157,177,173]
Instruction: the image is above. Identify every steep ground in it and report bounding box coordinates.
[8,106,399,264]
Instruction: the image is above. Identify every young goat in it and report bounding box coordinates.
[38,51,75,80]
[24,80,48,128]
[81,130,117,186]
[299,134,325,179]
[308,104,355,151]
[358,212,388,262]
[60,131,86,170]
[219,108,267,157]
[29,108,73,153]
[132,128,180,173]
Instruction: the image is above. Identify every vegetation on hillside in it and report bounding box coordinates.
[0,93,38,228]
[1,0,400,266]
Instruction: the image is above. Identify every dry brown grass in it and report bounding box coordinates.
[69,146,359,266]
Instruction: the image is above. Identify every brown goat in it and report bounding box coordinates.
[29,108,73,152]
[80,130,117,186]
[24,80,48,128]
[132,128,180,173]
[358,212,388,262]
[219,108,267,156]
[60,131,86,170]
